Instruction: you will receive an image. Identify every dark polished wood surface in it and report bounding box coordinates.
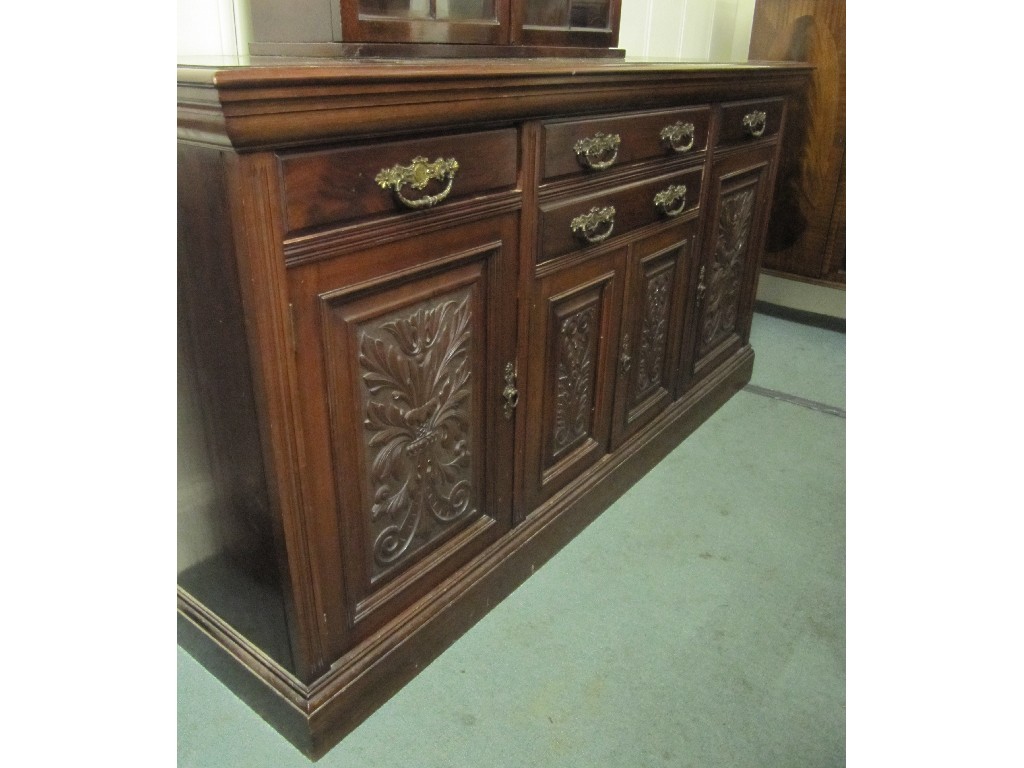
[178,58,811,758]
[748,0,845,286]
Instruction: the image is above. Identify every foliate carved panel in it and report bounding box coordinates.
[356,288,478,580]
[632,267,672,406]
[699,186,755,356]
[551,302,600,460]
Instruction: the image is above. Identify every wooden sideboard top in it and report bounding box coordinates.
[177,58,812,150]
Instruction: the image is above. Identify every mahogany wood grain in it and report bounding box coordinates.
[278,128,519,234]
[537,164,703,262]
[610,221,696,449]
[522,246,624,511]
[716,97,786,147]
[540,105,711,183]
[681,142,779,394]
[286,214,518,649]
[748,0,845,286]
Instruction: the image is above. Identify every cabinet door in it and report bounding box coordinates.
[610,221,695,449]
[287,215,517,654]
[522,248,625,512]
[342,0,511,45]
[682,144,776,392]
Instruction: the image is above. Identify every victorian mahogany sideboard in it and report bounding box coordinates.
[177,58,811,758]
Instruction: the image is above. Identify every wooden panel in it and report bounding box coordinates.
[279,128,518,234]
[288,214,517,646]
[610,221,694,449]
[177,144,295,673]
[684,143,776,391]
[537,165,703,262]
[749,0,845,285]
[541,105,711,182]
[679,143,774,391]
[522,247,624,510]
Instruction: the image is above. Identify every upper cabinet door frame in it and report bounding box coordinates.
[511,0,621,49]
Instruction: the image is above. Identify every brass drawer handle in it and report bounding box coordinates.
[660,121,696,153]
[570,206,616,244]
[742,110,767,138]
[375,156,459,209]
[502,362,518,420]
[574,132,621,170]
[653,183,688,218]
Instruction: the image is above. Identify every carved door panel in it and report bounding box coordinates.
[681,144,776,392]
[610,221,694,449]
[287,215,517,656]
[522,248,625,513]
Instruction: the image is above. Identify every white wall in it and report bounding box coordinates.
[178,0,756,60]
[178,0,248,57]
[619,0,756,60]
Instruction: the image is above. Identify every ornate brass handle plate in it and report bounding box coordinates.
[653,184,688,218]
[574,132,621,170]
[660,121,696,153]
[375,156,460,210]
[502,362,519,420]
[742,110,767,138]
[570,206,617,244]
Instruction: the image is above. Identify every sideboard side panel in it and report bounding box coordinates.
[177,143,296,673]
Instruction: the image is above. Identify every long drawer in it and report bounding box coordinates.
[537,165,704,263]
[541,106,711,183]
[278,128,519,234]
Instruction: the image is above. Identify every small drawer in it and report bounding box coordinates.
[541,106,711,182]
[279,128,518,234]
[716,98,785,147]
[537,166,703,263]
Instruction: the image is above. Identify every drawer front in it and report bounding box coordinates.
[541,107,711,182]
[279,128,519,234]
[716,98,785,147]
[538,166,703,263]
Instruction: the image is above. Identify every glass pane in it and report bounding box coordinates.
[524,0,610,29]
[359,0,496,21]
[570,0,610,29]
[524,0,570,27]
[359,0,430,19]
[443,0,497,21]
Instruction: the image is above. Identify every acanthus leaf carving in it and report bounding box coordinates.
[553,304,598,454]
[700,186,755,355]
[357,291,476,576]
[634,268,671,400]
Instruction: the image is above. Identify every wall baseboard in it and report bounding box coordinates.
[754,301,845,333]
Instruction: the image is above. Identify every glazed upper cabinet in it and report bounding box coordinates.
[249,0,622,55]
